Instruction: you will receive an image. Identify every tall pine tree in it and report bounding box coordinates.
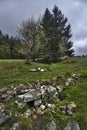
[42,5,74,63]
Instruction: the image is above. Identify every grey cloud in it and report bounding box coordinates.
[74,30,87,41]
[0,0,53,35]
[75,43,87,55]
[0,0,87,55]
[74,0,87,3]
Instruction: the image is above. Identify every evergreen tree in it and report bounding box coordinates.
[42,5,74,62]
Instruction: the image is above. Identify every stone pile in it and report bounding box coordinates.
[65,74,80,87]
[15,85,58,108]
[0,73,80,127]
[0,74,80,105]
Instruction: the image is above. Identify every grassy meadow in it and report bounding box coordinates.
[0,57,87,129]
[0,57,87,88]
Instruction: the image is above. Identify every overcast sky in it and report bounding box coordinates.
[0,0,87,55]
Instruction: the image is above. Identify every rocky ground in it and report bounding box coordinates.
[0,73,81,130]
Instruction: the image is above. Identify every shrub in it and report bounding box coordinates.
[79,70,87,78]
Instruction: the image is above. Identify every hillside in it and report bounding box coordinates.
[0,57,87,130]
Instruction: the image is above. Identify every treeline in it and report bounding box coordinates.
[0,31,25,59]
[0,5,74,63]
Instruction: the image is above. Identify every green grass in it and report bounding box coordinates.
[0,57,87,88]
[0,57,87,130]
[61,78,87,130]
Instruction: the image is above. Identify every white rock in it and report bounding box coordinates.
[38,68,41,71]
[47,104,55,109]
[11,85,14,89]
[24,109,32,117]
[30,69,37,72]
[67,78,73,83]
[67,102,76,111]
[40,105,46,110]
[40,69,44,72]
[65,82,69,87]
[72,74,76,77]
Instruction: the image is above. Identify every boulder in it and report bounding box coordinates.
[17,92,42,104]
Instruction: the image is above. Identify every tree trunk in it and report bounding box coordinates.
[25,48,31,64]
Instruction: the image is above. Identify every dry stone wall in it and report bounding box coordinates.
[0,73,80,128]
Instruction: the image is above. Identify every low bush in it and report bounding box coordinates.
[79,70,87,78]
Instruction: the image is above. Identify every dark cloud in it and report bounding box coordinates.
[0,0,87,55]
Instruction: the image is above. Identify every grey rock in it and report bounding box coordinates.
[60,56,69,60]
[67,78,74,84]
[17,92,42,104]
[65,120,80,130]
[0,112,10,125]
[11,123,20,130]
[0,114,7,125]
[34,99,42,106]
[49,121,57,130]
[65,82,70,87]
[47,86,57,94]
[56,85,63,93]
[67,110,73,116]
[47,104,55,109]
